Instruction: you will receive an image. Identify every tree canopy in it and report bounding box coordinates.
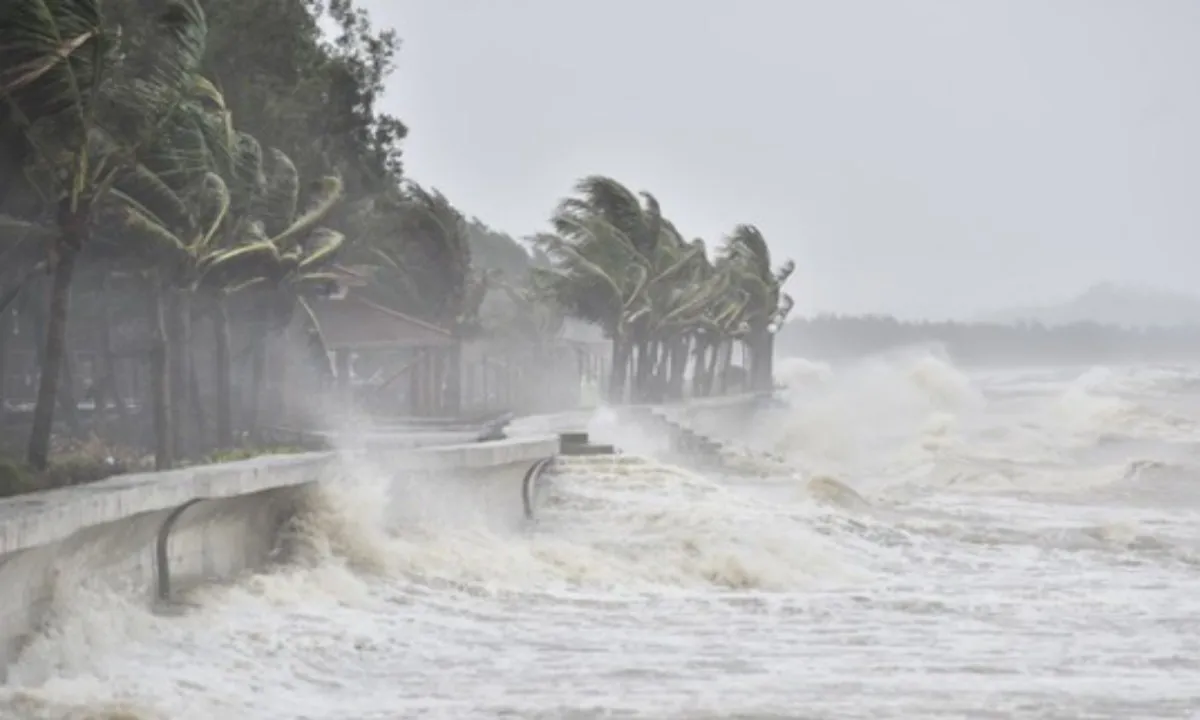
[0,0,793,478]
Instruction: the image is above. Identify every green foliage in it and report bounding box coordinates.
[721,224,795,332]
[0,438,148,497]
[533,174,793,400]
[199,0,406,197]
[348,182,492,334]
[0,456,34,498]
[465,218,531,280]
[204,445,306,464]
[0,0,210,219]
[0,0,792,487]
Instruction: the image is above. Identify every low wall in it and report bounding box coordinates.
[0,435,558,675]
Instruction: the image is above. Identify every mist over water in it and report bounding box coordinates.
[4,354,1200,718]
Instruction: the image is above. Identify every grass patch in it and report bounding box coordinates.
[0,436,152,498]
[0,456,36,497]
[0,438,310,499]
[203,445,307,465]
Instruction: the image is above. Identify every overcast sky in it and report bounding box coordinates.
[361,0,1200,320]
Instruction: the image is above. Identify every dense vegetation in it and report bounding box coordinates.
[530,179,794,403]
[0,0,792,485]
[779,315,1200,365]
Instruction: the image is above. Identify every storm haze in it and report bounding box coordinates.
[368,0,1200,320]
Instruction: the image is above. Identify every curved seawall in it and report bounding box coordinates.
[0,436,559,675]
[5,367,1200,717]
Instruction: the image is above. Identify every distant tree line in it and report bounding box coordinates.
[778,314,1200,365]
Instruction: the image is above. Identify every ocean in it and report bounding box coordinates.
[3,352,1199,719]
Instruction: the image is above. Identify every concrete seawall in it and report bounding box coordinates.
[0,436,559,674]
[654,392,778,430]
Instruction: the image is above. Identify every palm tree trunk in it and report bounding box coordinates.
[189,360,207,452]
[213,294,233,449]
[27,272,80,438]
[690,338,707,398]
[633,338,653,403]
[630,340,643,402]
[654,339,671,401]
[710,339,722,395]
[150,284,172,470]
[608,334,631,404]
[58,348,80,436]
[667,336,688,400]
[247,339,265,440]
[762,331,776,392]
[0,306,9,419]
[745,328,773,392]
[166,290,191,461]
[716,339,733,395]
[696,341,710,397]
[645,341,656,401]
[651,337,666,401]
[646,340,659,401]
[748,331,758,391]
[98,280,128,423]
[707,340,721,395]
[26,244,78,470]
[445,339,462,417]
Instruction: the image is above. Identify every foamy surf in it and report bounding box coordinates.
[3,355,1200,718]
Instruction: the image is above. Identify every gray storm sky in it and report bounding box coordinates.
[363,0,1200,320]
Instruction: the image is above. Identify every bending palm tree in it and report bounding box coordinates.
[198,150,345,435]
[720,225,794,392]
[0,0,208,468]
[356,183,483,413]
[532,218,648,403]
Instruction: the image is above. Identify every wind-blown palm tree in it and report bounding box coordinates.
[353,182,488,412]
[0,0,208,468]
[96,72,239,466]
[538,176,699,402]
[198,149,345,438]
[720,224,794,392]
[532,218,648,402]
[533,175,792,404]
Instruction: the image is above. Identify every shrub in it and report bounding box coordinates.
[40,436,151,490]
[0,456,36,498]
[205,445,306,465]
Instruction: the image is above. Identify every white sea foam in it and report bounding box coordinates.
[4,355,1200,719]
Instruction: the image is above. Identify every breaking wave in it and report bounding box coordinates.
[5,353,1200,718]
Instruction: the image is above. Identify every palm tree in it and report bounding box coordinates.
[643,238,741,400]
[354,183,484,413]
[493,278,565,345]
[532,220,648,403]
[95,72,239,466]
[0,230,43,416]
[0,0,208,469]
[538,176,701,402]
[197,150,345,437]
[554,176,676,401]
[629,227,716,401]
[720,225,794,392]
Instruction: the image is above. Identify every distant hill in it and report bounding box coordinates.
[976,283,1200,328]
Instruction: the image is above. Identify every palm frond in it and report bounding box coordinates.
[270,175,342,249]
[261,147,298,237]
[296,227,344,271]
[194,170,229,250]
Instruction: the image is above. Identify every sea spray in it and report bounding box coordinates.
[4,363,1200,718]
